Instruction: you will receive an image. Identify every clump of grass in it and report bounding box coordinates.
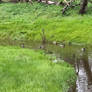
[0,46,76,92]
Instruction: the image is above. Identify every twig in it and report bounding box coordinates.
[62,1,72,14]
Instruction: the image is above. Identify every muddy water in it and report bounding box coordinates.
[0,40,92,92]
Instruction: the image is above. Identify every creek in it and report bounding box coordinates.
[0,40,92,92]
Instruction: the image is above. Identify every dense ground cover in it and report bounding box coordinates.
[0,3,92,44]
[0,46,76,92]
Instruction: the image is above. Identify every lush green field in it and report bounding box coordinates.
[0,3,92,44]
[0,46,76,92]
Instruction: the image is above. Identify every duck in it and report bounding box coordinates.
[21,43,24,48]
[53,41,60,45]
[39,45,45,49]
[68,42,72,46]
[59,44,65,48]
[81,48,86,52]
[53,41,57,45]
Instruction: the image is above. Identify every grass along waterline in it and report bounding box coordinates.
[0,3,92,44]
[0,46,76,92]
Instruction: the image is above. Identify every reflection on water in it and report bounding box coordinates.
[75,52,92,92]
[0,40,92,92]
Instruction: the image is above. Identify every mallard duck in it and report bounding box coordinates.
[81,48,86,52]
[39,45,44,49]
[69,42,72,46]
[53,41,57,45]
[21,43,24,48]
[59,44,65,48]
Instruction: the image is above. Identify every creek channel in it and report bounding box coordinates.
[0,40,92,92]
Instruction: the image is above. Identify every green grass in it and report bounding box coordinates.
[0,2,92,44]
[0,46,76,92]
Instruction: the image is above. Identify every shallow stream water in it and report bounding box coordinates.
[0,40,92,92]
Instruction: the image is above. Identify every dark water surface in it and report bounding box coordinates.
[0,40,92,92]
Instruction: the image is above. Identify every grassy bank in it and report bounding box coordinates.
[0,3,92,44]
[0,46,76,92]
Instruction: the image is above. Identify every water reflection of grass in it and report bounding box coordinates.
[0,46,76,92]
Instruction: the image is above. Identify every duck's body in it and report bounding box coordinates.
[21,43,24,48]
[59,44,65,48]
[69,42,72,46]
[53,41,57,45]
[81,48,86,52]
[39,45,45,49]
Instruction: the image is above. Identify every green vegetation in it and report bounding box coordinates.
[0,3,92,44]
[0,46,76,92]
